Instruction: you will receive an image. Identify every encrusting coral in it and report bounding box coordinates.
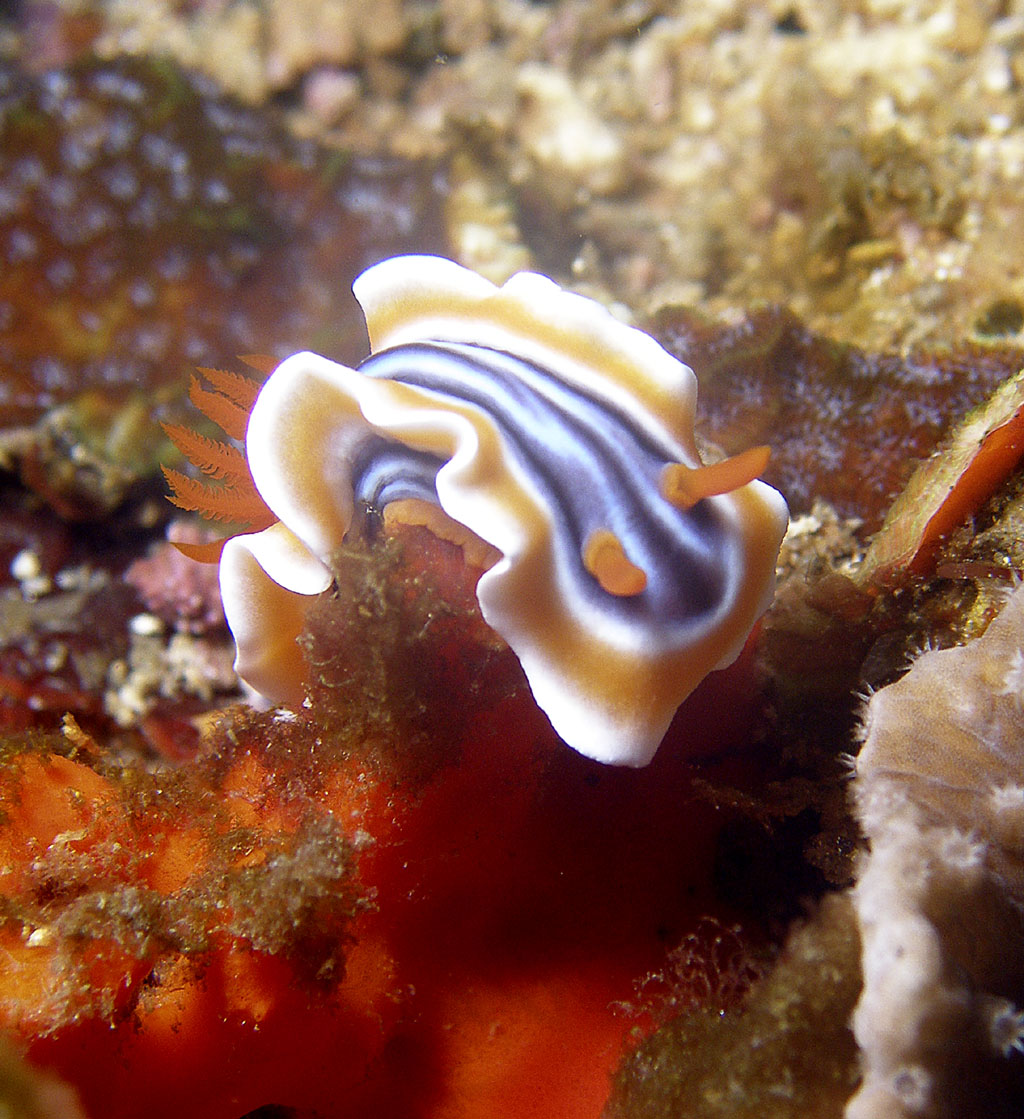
[650,304,1024,534]
[849,582,1024,1119]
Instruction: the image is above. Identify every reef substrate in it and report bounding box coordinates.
[0,525,778,1119]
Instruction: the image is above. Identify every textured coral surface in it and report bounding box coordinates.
[650,305,1024,530]
[0,55,446,429]
[851,585,1024,1119]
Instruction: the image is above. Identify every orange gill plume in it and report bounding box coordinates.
[161,359,278,562]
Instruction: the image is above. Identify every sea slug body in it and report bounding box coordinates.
[218,256,789,766]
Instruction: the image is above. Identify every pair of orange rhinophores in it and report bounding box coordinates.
[164,256,788,766]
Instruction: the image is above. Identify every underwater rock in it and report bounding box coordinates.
[850,583,1024,1119]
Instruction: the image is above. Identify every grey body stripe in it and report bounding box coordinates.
[353,342,739,633]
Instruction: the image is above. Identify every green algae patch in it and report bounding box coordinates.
[606,892,861,1119]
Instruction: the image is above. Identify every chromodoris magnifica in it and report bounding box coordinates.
[217,256,789,765]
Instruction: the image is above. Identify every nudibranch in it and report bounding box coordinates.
[214,256,788,766]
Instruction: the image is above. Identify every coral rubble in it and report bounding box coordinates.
[43,0,1024,355]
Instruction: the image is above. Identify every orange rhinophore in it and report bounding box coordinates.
[661,445,772,510]
[582,529,648,597]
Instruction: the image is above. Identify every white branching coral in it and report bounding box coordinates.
[849,584,1024,1119]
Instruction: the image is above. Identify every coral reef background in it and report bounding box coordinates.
[3,1,1024,1118]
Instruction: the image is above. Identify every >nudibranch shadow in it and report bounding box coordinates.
[201,256,788,766]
